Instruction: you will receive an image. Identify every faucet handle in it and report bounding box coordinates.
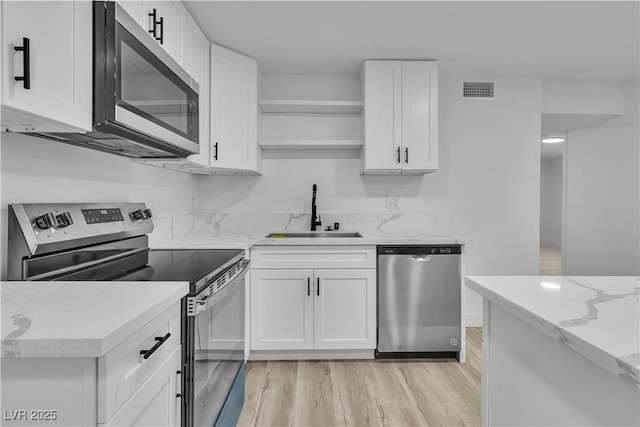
[317,215,322,225]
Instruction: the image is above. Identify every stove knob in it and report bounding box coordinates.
[143,209,153,219]
[35,212,58,229]
[130,209,145,220]
[55,212,74,228]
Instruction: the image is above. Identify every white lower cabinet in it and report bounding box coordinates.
[100,346,181,427]
[250,246,377,354]
[0,303,182,427]
[313,268,376,350]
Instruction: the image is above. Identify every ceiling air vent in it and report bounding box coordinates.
[462,81,495,99]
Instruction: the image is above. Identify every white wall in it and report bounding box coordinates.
[540,157,563,247]
[197,75,543,325]
[564,78,640,275]
[542,81,626,115]
[0,132,199,279]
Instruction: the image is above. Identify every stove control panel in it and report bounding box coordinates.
[82,208,124,224]
[8,203,155,256]
[130,208,153,221]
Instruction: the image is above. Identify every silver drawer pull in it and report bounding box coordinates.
[140,333,170,360]
[411,255,432,262]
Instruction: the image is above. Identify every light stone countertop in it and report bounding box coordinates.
[150,229,469,250]
[466,276,640,389]
[1,281,189,358]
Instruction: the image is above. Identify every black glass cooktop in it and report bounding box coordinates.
[53,248,244,294]
[116,249,244,290]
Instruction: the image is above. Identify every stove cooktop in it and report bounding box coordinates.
[115,249,244,291]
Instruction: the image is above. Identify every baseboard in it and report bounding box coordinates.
[249,349,374,361]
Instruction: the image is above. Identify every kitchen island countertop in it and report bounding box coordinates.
[1,281,188,358]
[466,276,640,389]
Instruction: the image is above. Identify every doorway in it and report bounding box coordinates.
[539,134,565,275]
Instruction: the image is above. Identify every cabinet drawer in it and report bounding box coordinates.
[100,345,182,427]
[97,302,181,423]
[251,246,376,269]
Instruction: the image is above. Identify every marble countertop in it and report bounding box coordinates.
[150,229,469,250]
[1,281,189,358]
[466,276,640,389]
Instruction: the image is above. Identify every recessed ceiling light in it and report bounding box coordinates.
[542,136,564,144]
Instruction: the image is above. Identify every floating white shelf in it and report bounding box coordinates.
[259,139,363,150]
[258,99,363,114]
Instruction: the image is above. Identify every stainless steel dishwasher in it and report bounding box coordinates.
[377,245,462,359]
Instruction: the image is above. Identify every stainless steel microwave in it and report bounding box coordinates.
[31,1,200,158]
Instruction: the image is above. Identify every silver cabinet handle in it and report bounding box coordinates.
[410,254,432,262]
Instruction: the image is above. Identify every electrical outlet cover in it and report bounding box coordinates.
[386,195,399,209]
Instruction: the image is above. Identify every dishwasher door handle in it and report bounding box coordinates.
[410,254,432,262]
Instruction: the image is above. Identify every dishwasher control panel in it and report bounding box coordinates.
[378,245,462,255]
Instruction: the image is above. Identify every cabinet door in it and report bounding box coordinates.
[314,269,377,350]
[250,269,314,350]
[101,346,182,427]
[401,61,438,172]
[210,43,259,172]
[1,0,91,132]
[143,1,187,65]
[182,12,210,167]
[362,60,402,172]
[116,0,144,26]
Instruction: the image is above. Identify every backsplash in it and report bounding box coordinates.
[149,211,440,242]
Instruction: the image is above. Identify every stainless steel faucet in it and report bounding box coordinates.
[311,184,322,231]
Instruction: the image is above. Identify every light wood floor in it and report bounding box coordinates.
[540,245,562,275]
[238,327,482,427]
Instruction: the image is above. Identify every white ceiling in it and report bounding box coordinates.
[184,1,639,80]
[184,1,639,159]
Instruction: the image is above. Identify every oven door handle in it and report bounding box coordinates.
[188,260,249,315]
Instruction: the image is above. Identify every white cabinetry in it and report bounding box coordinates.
[0,303,182,427]
[259,74,363,150]
[183,13,210,167]
[143,1,187,65]
[1,0,92,133]
[116,1,144,25]
[361,60,438,174]
[251,269,314,349]
[250,246,376,356]
[210,43,261,174]
[101,346,181,427]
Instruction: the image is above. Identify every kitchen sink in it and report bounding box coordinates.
[267,231,363,238]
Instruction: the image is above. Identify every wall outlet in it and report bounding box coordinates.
[386,195,400,209]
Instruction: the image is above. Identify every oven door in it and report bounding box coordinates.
[94,1,199,156]
[186,260,248,427]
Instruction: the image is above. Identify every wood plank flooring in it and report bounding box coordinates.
[238,327,482,426]
[540,245,562,275]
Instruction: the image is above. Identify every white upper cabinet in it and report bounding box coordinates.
[210,43,260,173]
[143,1,187,65]
[361,60,438,174]
[181,12,210,167]
[116,0,144,25]
[1,0,92,132]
